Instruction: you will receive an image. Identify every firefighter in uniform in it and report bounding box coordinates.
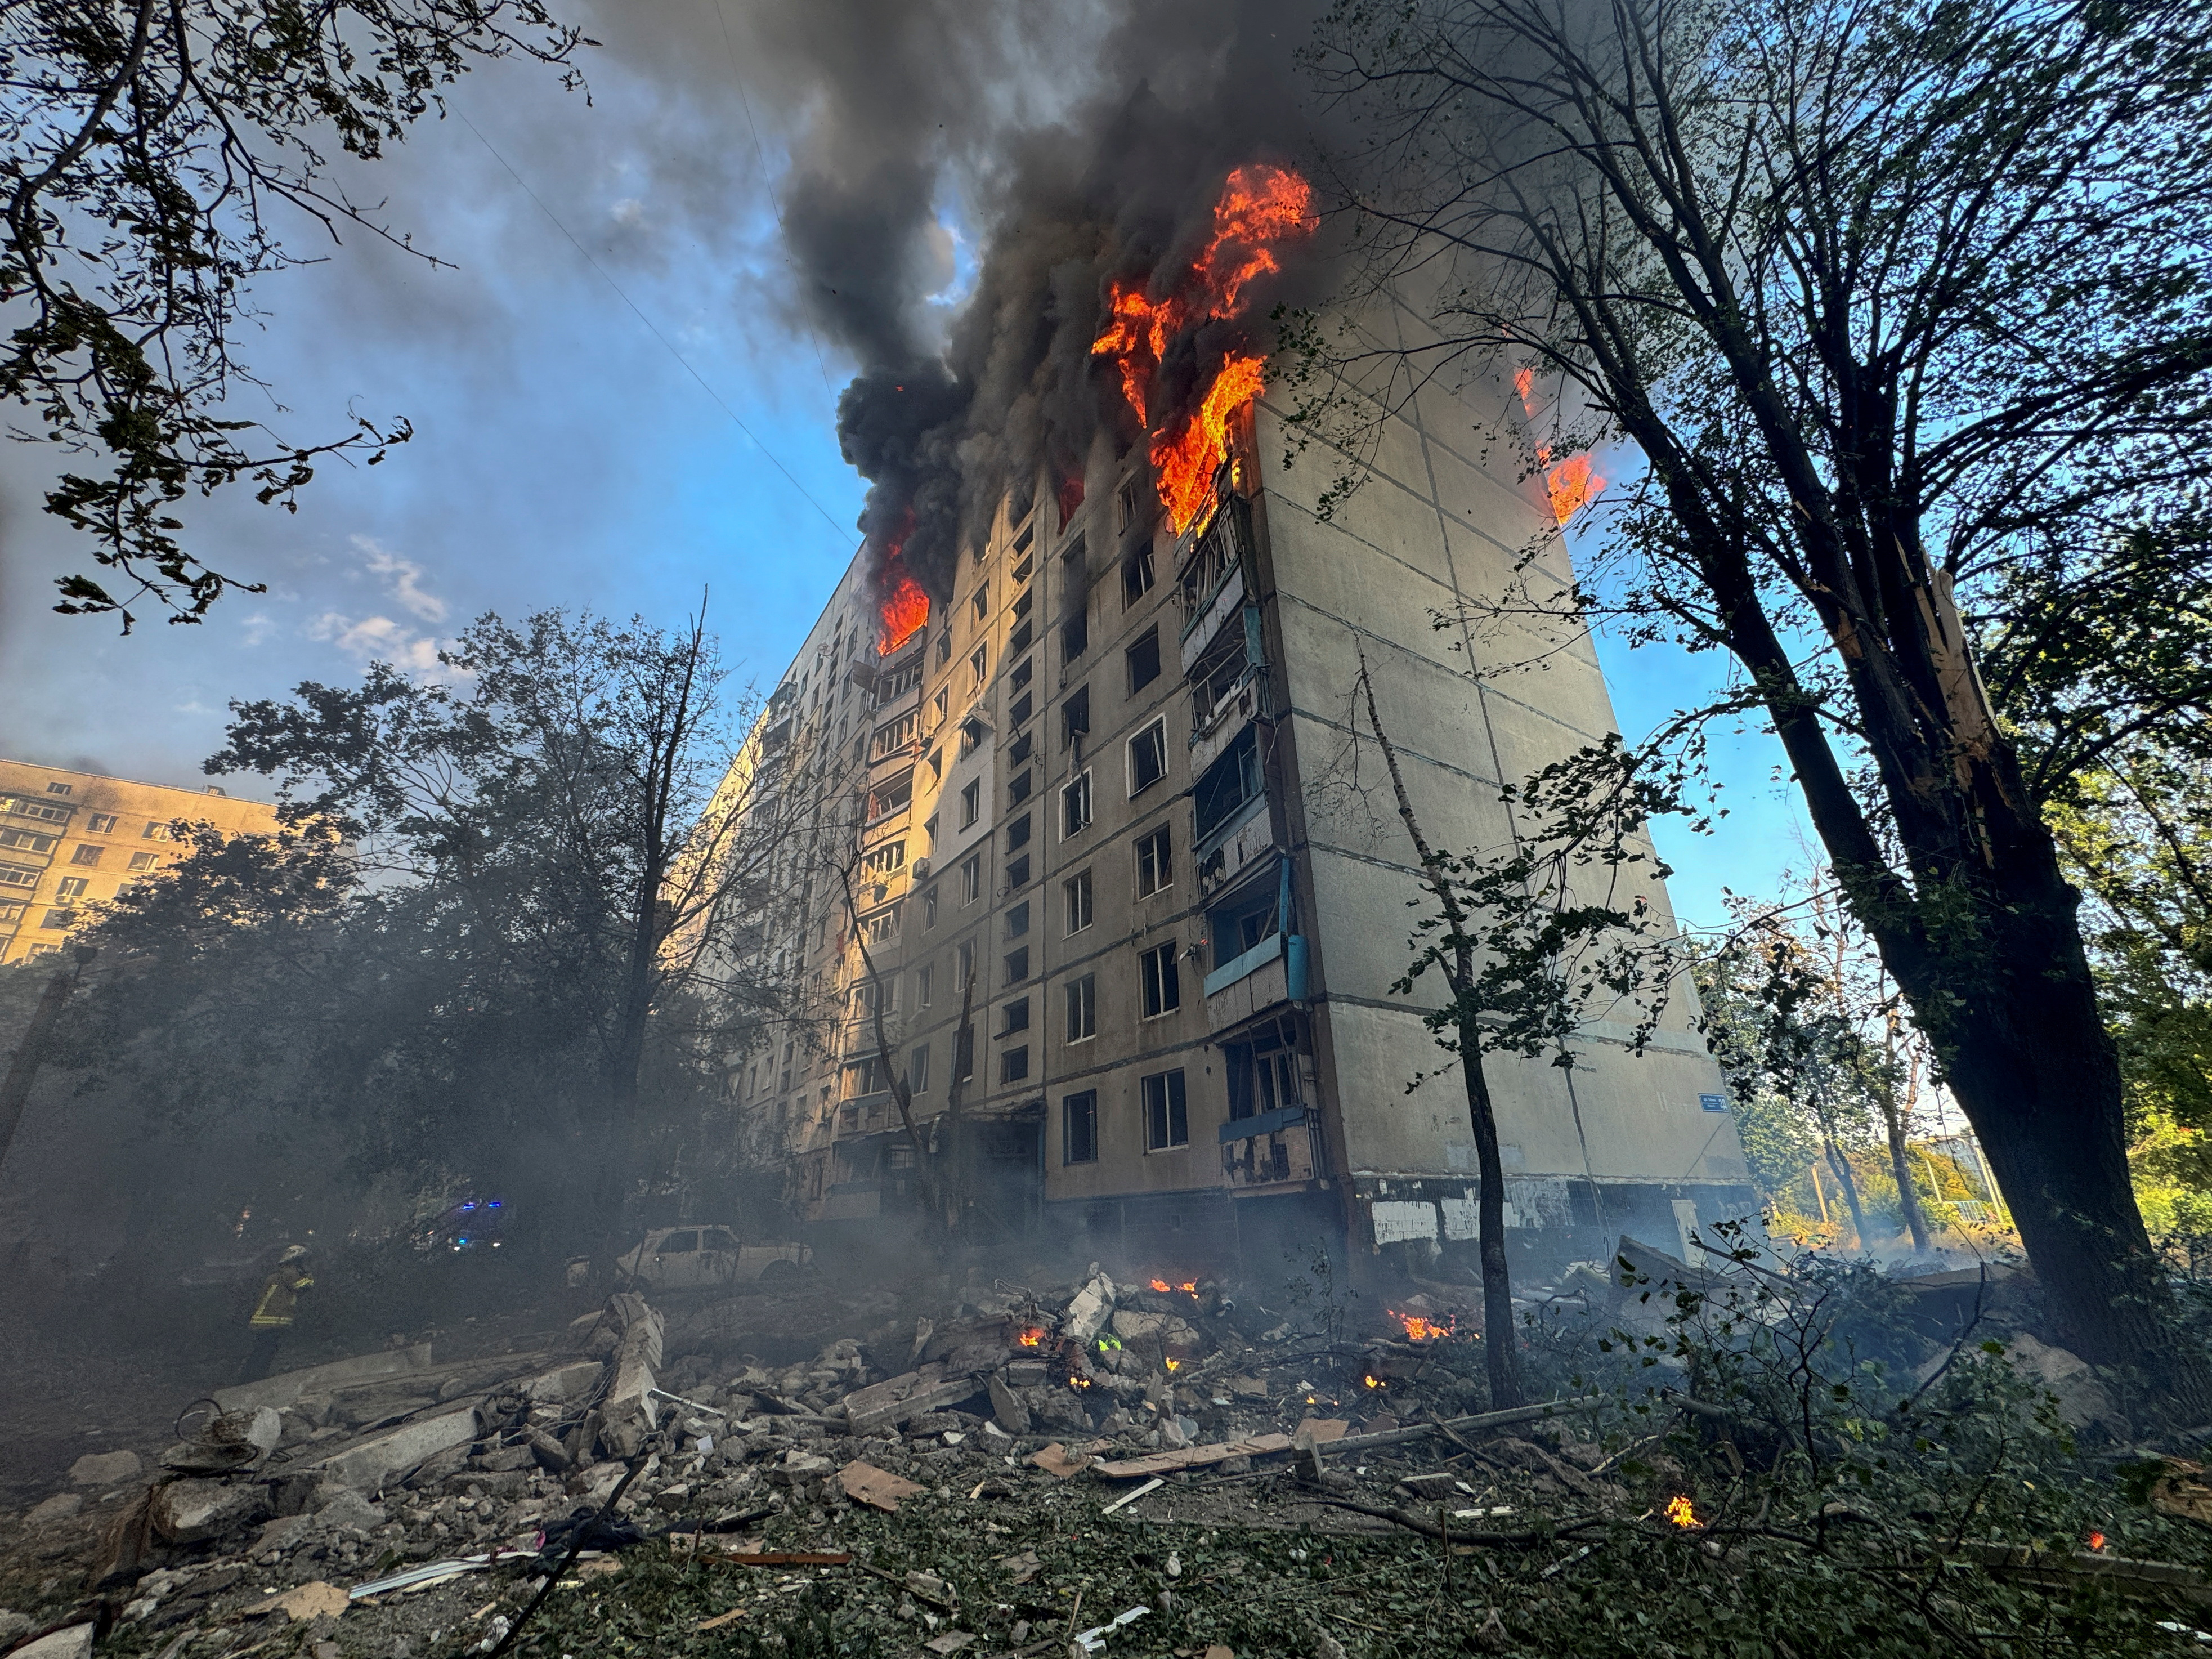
[242,1244,314,1382]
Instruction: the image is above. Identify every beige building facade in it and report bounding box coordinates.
[718,323,1753,1278]
[0,760,280,964]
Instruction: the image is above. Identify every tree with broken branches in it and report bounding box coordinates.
[1298,0,2212,1401]
[0,1,590,629]
[1355,656,1682,1408]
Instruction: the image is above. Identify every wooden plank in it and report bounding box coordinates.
[1093,1432,1293,1480]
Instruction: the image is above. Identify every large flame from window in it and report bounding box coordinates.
[1512,364,1606,525]
[1091,165,1315,534]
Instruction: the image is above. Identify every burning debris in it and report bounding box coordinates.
[3,1241,2202,1657]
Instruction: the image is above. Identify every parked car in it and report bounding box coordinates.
[613,1226,809,1292]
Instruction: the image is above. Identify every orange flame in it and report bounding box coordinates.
[2087,1531,2107,1551]
[1665,1495,1699,1529]
[1545,453,1604,525]
[1513,366,1535,407]
[1017,1326,1046,1348]
[1390,1310,1455,1342]
[1149,1278,1172,1293]
[1152,354,1265,534]
[1362,1373,1383,1389]
[877,574,929,655]
[1091,165,1314,534]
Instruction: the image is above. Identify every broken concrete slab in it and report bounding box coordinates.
[1062,1274,1116,1343]
[1091,1433,1294,1480]
[842,1368,982,1435]
[246,1581,349,1622]
[1293,1418,1350,1450]
[69,1450,142,1486]
[301,1406,478,1491]
[1028,1442,1096,1478]
[212,1343,434,1413]
[987,1371,1032,1435]
[521,1360,603,1405]
[9,1625,93,1659]
[25,1492,83,1526]
[150,1478,271,1544]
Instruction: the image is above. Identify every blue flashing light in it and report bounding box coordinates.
[487,1201,502,1209]
[461,1202,477,1211]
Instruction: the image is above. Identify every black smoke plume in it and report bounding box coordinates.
[741,0,1330,619]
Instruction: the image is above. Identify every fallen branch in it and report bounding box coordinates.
[1318,1397,1602,1457]
[1311,1496,1609,1545]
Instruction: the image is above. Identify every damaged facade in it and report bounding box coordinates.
[710,336,1754,1279]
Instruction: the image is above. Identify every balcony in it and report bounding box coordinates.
[1220,1109,1319,1191]
[1176,494,1254,669]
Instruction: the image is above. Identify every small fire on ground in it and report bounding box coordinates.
[1665,1495,1700,1529]
[1390,1309,1455,1342]
[1149,1277,1199,1296]
[1015,1326,1047,1348]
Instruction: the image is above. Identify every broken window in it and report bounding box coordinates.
[1126,627,1161,694]
[1139,941,1181,1018]
[1065,972,1096,1043]
[1194,725,1261,843]
[1123,544,1156,609]
[1135,826,1172,896]
[1142,1069,1189,1150]
[1128,717,1168,795]
[1063,1090,1098,1164]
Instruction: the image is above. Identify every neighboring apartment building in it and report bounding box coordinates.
[714,347,1754,1280]
[0,760,280,964]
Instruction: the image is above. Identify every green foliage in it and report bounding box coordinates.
[62,609,787,1217]
[0,1,590,627]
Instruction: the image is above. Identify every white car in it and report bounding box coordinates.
[614,1226,809,1291]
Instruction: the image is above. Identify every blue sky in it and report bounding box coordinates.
[0,6,1808,933]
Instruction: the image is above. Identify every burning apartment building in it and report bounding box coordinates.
[708,163,1753,1281]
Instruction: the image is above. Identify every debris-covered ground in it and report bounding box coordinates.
[8,1239,2212,1658]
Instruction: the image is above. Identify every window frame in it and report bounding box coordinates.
[1063,869,1094,935]
[1064,972,1096,1043]
[1063,1089,1099,1164]
[1062,770,1094,838]
[1135,826,1172,896]
[1125,626,1162,694]
[1141,1068,1190,1151]
[1127,716,1168,797]
[959,779,982,829]
[1139,941,1182,1019]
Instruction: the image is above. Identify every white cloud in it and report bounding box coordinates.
[307,611,448,674]
[350,534,448,623]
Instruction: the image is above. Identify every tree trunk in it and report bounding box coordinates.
[1824,1139,1868,1249]
[0,954,86,1177]
[1458,1012,1524,1408]
[1878,1093,1932,1253]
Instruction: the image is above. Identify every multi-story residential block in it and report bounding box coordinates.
[0,760,280,964]
[714,372,1754,1279]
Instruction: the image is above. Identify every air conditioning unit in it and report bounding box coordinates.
[911,858,931,880]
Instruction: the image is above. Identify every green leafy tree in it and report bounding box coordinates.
[1356,659,1682,1406]
[1297,0,2212,1396]
[0,1,590,628]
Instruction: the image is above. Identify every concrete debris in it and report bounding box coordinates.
[245,1580,350,1621]
[151,1478,272,1545]
[69,1450,142,1486]
[835,1460,924,1513]
[9,1625,94,1659]
[25,1493,84,1526]
[2003,1334,2117,1429]
[213,1343,436,1413]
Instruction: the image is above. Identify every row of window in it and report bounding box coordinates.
[1062,1070,1188,1162]
[3,793,177,840]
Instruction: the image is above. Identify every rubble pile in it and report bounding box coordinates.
[4,1244,2199,1658]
